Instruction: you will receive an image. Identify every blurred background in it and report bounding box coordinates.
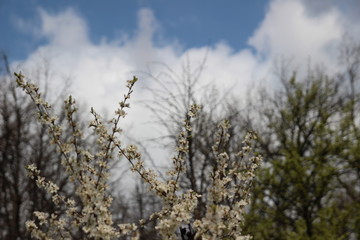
[1,0,359,239]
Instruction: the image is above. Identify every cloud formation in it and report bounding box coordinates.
[18,0,357,107]
[39,8,89,47]
[249,0,342,67]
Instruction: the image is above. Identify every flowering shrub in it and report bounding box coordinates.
[15,72,262,240]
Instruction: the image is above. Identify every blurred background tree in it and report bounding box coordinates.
[0,53,76,239]
[138,40,360,239]
[243,40,360,239]
[140,57,251,222]
[1,38,359,239]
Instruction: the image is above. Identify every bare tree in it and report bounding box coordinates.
[140,57,251,221]
[0,54,76,239]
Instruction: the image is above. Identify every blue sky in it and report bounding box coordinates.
[1,0,359,111]
[1,0,268,61]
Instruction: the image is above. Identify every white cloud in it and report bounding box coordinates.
[17,7,259,125]
[249,0,343,73]
[39,8,89,48]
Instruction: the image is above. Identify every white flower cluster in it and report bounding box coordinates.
[15,72,261,240]
[193,123,262,239]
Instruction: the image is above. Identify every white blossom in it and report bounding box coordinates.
[15,72,262,240]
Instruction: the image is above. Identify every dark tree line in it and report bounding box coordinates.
[1,39,360,240]
[0,54,73,239]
